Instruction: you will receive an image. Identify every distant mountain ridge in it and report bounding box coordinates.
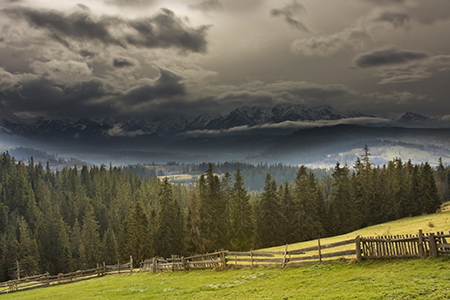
[1,103,441,142]
[1,103,376,139]
[1,103,450,167]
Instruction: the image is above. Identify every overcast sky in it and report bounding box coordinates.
[1,0,450,120]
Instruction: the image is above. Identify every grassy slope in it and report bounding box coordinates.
[3,206,450,299]
[3,259,450,299]
[260,204,450,253]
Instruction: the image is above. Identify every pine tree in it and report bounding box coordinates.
[418,162,442,214]
[186,191,202,254]
[17,217,40,276]
[155,178,185,257]
[436,158,449,202]
[228,168,253,251]
[353,145,377,227]
[279,181,294,243]
[121,199,153,263]
[291,166,324,242]
[102,228,119,265]
[79,205,101,268]
[254,174,283,248]
[70,219,82,271]
[329,163,358,235]
[198,164,227,252]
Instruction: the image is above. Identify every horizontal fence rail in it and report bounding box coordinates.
[3,230,449,295]
[0,257,133,295]
[141,238,357,272]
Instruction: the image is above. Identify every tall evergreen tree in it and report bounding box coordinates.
[102,228,119,265]
[186,190,202,254]
[17,217,40,276]
[291,166,324,242]
[155,178,185,257]
[228,168,253,251]
[418,162,442,214]
[329,163,358,235]
[198,164,227,252]
[279,181,294,243]
[254,174,283,248]
[79,205,101,268]
[121,199,153,263]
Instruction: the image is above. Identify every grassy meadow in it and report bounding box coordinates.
[2,204,449,299]
[2,258,450,299]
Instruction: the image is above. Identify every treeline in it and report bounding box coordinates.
[124,162,332,191]
[0,148,449,281]
[0,153,189,281]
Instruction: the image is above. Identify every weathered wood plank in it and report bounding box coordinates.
[227,251,276,257]
[321,250,356,258]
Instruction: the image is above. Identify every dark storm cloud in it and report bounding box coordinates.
[375,11,410,28]
[353,47,429,68]
[80,49,95,57]
[2,6,210,53]
[3,6,121,45]
[189,0,223,12]
[120,69,185,105]
[126,9,210,52]
[113,57,134,68]
[1,78,117,118]
[271,0,308,31]
[0,68,187,118]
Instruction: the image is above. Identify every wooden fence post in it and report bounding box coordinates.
[152,257,157,273]
[282,244,289,268]
[220,251,227,270]
[429,233,439,258]
[171,255,176,272]
[130,255,133,273]
[418,229,424,259]
[181,257,188,271]
[355,236,362,262]
[250,250,254,267]
[318,239,322,263]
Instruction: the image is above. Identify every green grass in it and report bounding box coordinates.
[2,258,450,299]
[3,206,450,299]
[261,205,450,254]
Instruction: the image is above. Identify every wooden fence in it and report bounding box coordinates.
[0,257,133,295]
[0,267,104,294]
[357,230,450,260]
[2,230,449,294]
[141,238,356,272]
[142,230,450,273]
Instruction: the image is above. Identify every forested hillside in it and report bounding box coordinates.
[0,147,449,281]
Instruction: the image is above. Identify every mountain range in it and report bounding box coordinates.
[1,103,449,167]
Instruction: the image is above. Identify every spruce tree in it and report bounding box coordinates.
[79,205,101,268]
[254,174,283,248]
[329,163,358,235]
[228,168,253,251]
[280,181,294,243]
[17,217,40,276]
[155,178,185,257]
[186,191,202,254]
[102,228,119,265]
[291,166,324,242]
[418,162,441,214]
[122,199,153,263]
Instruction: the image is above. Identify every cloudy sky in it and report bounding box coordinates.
[1,0,450,120]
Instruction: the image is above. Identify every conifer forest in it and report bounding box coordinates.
[0,147,449,281]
